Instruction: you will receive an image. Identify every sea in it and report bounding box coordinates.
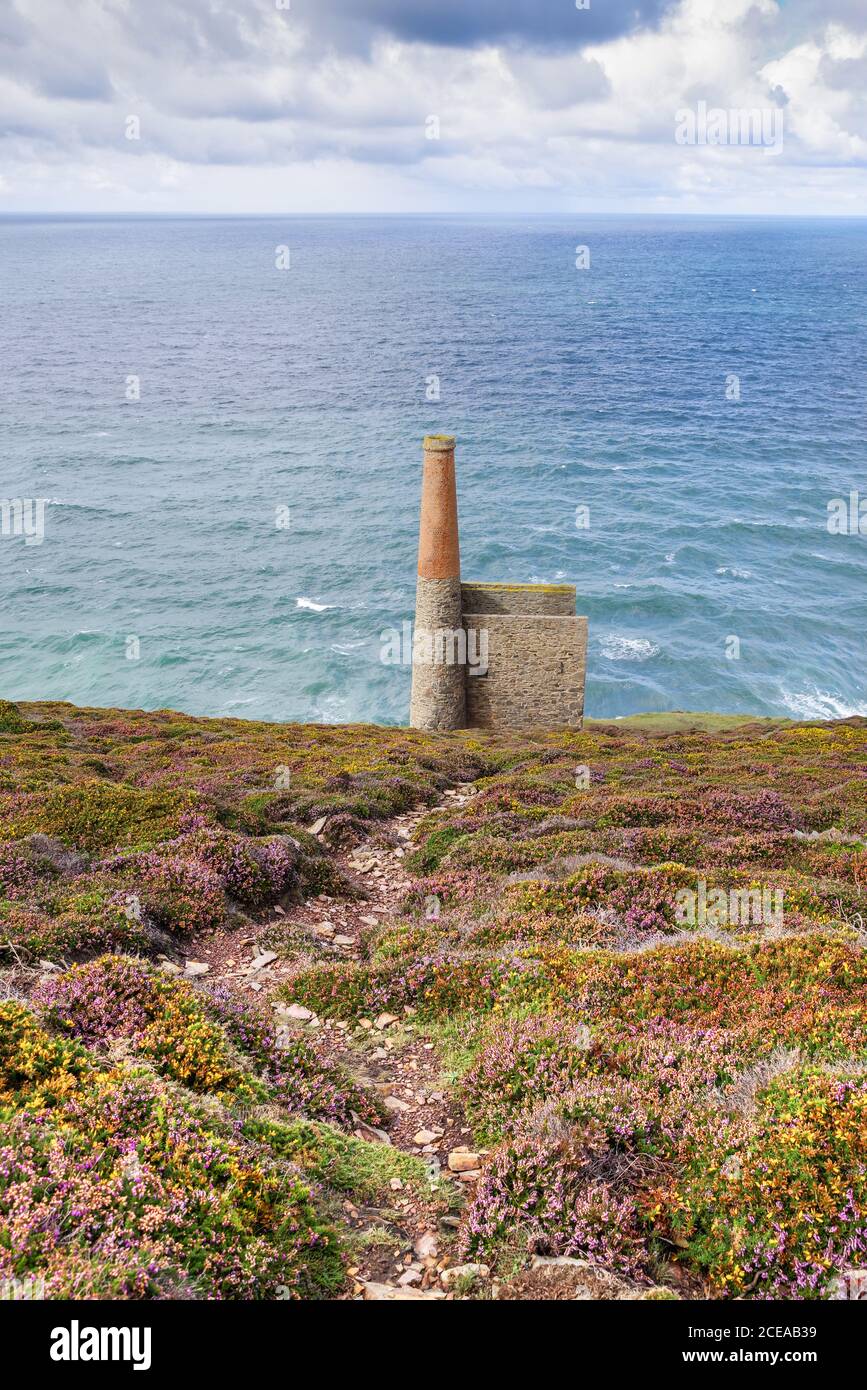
[1,214,865,726]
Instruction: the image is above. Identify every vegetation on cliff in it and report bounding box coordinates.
[1,699,866,1299]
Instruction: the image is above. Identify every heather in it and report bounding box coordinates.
[0,1000,342,1299]
[34,955,383,1128]
[455,1017,867,1295]
[0,974,430,1299]
[280,712,866,1297]
[2,700,867,1299]
[661,1069,867,1298]
[0,700,504,962]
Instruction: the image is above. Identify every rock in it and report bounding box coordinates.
[360,915,380,926]
[248,950,278,972]
[397,1268,423,1287]
[352,1118,391,1145]
[361,1281,444,1301]
[441,1263,490,1289]
[389,1177,404,1191]
[38,960,62,973]
[414,1231,438,1260]
[384,1096,411,1113]
[375,1012,400,1029]
[184,961,210,976]
[413,1128,443,1146]
[334,935,354,947]
[448,1149,481,1173]
[281,1003,315,1022]
[309,816,328,835]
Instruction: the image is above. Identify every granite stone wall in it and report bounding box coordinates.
[408,576,466,730]
[411,576,587,731]
[462,613,587,729]
[460,582,576,617]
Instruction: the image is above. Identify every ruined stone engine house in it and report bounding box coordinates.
[409,435,588,731]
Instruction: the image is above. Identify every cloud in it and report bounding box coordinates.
[0,0,864,212]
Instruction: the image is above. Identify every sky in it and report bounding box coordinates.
[0,0,865,214]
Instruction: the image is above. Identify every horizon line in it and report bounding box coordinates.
[2,209,867,220]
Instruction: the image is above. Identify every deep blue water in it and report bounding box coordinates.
[1,214,865,724]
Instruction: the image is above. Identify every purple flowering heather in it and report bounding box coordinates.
[33,955,170,1044]
[0,843,40,898]
[461,1117,649,1283]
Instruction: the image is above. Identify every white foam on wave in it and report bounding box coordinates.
[780,688,867,720]
[296,597,334,613]
[312,692,353,722]
[331,640,367,654]
[715,566,752,579]
[600,635,660,662]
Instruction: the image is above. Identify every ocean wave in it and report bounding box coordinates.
[715,566,753,579]
[296,597,335,613]
[600,635,661,662]
[780,688,867,720]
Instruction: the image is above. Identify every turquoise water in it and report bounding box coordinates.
[1,214,865,724]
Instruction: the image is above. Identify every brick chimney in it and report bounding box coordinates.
[409,435,466,730]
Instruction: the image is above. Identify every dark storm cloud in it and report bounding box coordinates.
[309,0,675,51]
